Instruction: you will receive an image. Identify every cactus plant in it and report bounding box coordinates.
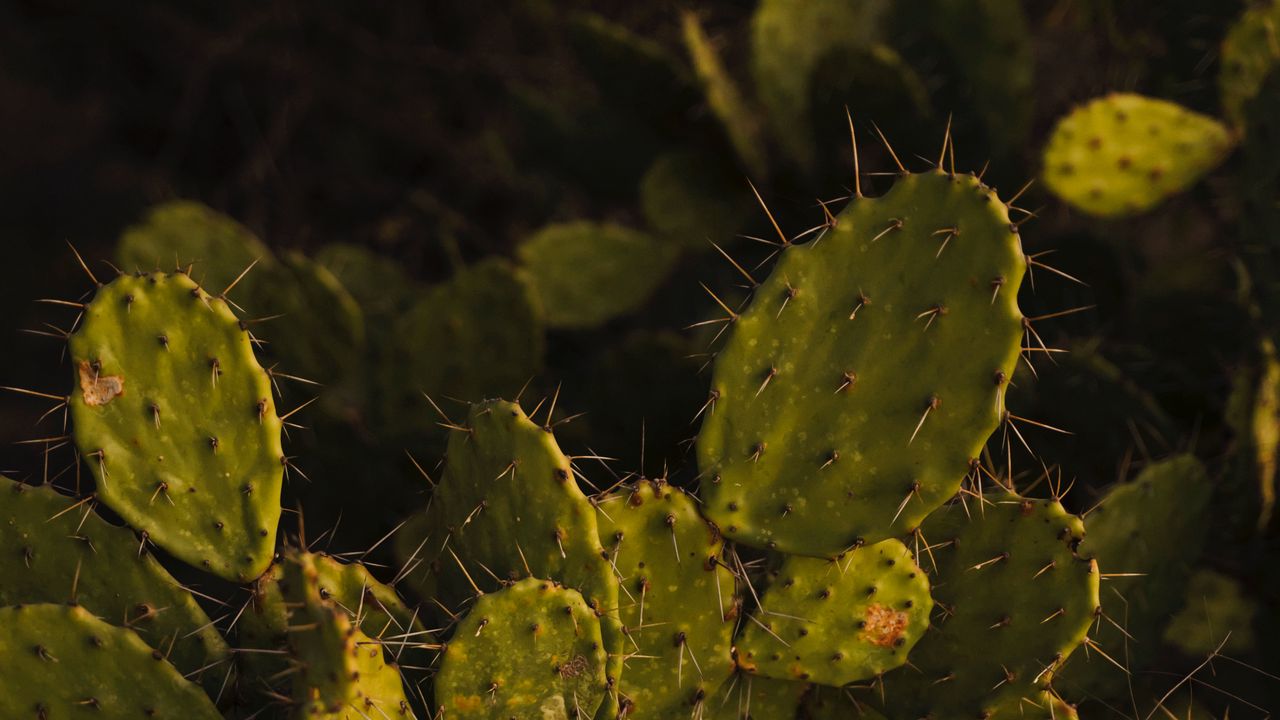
[68,270,283,581]
[1220,0,1280,130]
[697,169,1026,556]
[0,603,223,718]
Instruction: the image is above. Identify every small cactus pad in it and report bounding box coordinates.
[697,170,1026,556]
[681,10,768,178]
[1042,93,1234,217]
[0,603,222,718]
[68,271,283,581]
[1163,569,1258,656]
[704,674,808,720]
[0,477,232,695]
[1059,455,1210,698]
[517,222,680,329]
[640,150,747,251]
[280,550,415,716]
[1220,0,1280,129]
[435,578,608,719]
[395,399,624,706]
[238,550,424,700]
[875,493,1098,719]
[596,480,737,716]
[117,200,273,291]
[736,539,931,687]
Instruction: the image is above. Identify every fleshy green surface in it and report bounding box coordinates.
[1042,93,1234,217]
[314,243,414,320]
[0,477,232,696]
[395,399,623,712]
[596,480,737,717]
[1164,569,1257,656]
[704,674,807,720]
[736,540,931,687]
[750,0,888,169]
[681,10,768,178]
[804,686,888,719]
[116,200,273,291]
[640,150,746,251]
[518,221,680,329]
[1220,0,1280,129]
[875,494,1098,719]
[697,170,1025,555]
[435,578,608,719]
[0,603,222,718]
[68,271,283,581]
[1058,455,1210,699]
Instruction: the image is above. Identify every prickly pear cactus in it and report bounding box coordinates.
[697,170,1026,556]
[517,222,680,329]
[705,674,808,720]
[1058,455,1211,699]
[640,150,747,251]
[116,200,273,291]
[736,539,931,686]
[681,9,768,178]
[1042,93,1234,217]
[68,271,283,581]
[1220,0,1280,129]
[395,399,624,711]
[435,578,608,719]
[0,603,222,718]
[280,550,415,717]
[596,480,737,717]
[804,686,889,719]
[874,493,1098,719]
[1163,569,1258,656]
[0,477,232,695]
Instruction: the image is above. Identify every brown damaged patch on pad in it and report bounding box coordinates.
[860,603,908,648]
[78,360,125,406]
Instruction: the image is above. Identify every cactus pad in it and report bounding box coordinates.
[68,271,283,581]
[596,480,737,716]
[876,493,1098,719]
[435,577,608,719]
[1042,93,1234,217]
[640,150,747,251]
[395,399,623,708]
[1059,455,1211,698]
[697,170,1026,556]
[517,222,680,329]
[681,10,768,178]
[1164,569,1258,656]
[0,477,232,694]
[1220,0,1280,129]
[704,674,808,720]
[0,603,222,718]
[116,200,272,291]
[736,539,931,686]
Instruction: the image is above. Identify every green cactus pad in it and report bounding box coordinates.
[803,686,888,719]
[736,539,931,687]
[238,549,425,702]
[596,480,737,717]
[280,550,415,717]
[1057,455,1211,699]
[388,259,543,415]
[0,603,222,718]
[750,0,889,170]
[640,150,748,251]
[1042,93,1234,218]
[314,243,414,321]
[1164,569,1258,656]
[395,399,624,710]
[1220,0,1280,129]
[517,222,680,329]
[116,200,273,291]
[704,674,808,720]
[0,477,233,695]
[681,10,768,178]
[435,578,608,719]
[697,170,1026,556]
[68,271,283,581]
[875,493,1098,719]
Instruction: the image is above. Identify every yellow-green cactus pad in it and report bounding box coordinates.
[596,480,737,717]
[698,170,1025,556]
[518,222,680,329]
[117,200,273,291]
[1042,93,1234,217]
[876,494,1098,719]
[736,540,931,687]
[435,578,608,719]
[1220,0,1280,129]
[68,271,283,581]
[0,603,222,718]
[0,477,232,696]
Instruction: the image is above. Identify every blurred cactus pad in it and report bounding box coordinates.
[1,2,1279,718]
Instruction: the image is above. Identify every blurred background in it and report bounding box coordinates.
[0,1,1275,716]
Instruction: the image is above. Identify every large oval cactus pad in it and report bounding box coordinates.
[68,271,283,581]
[698,170,1025,556]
